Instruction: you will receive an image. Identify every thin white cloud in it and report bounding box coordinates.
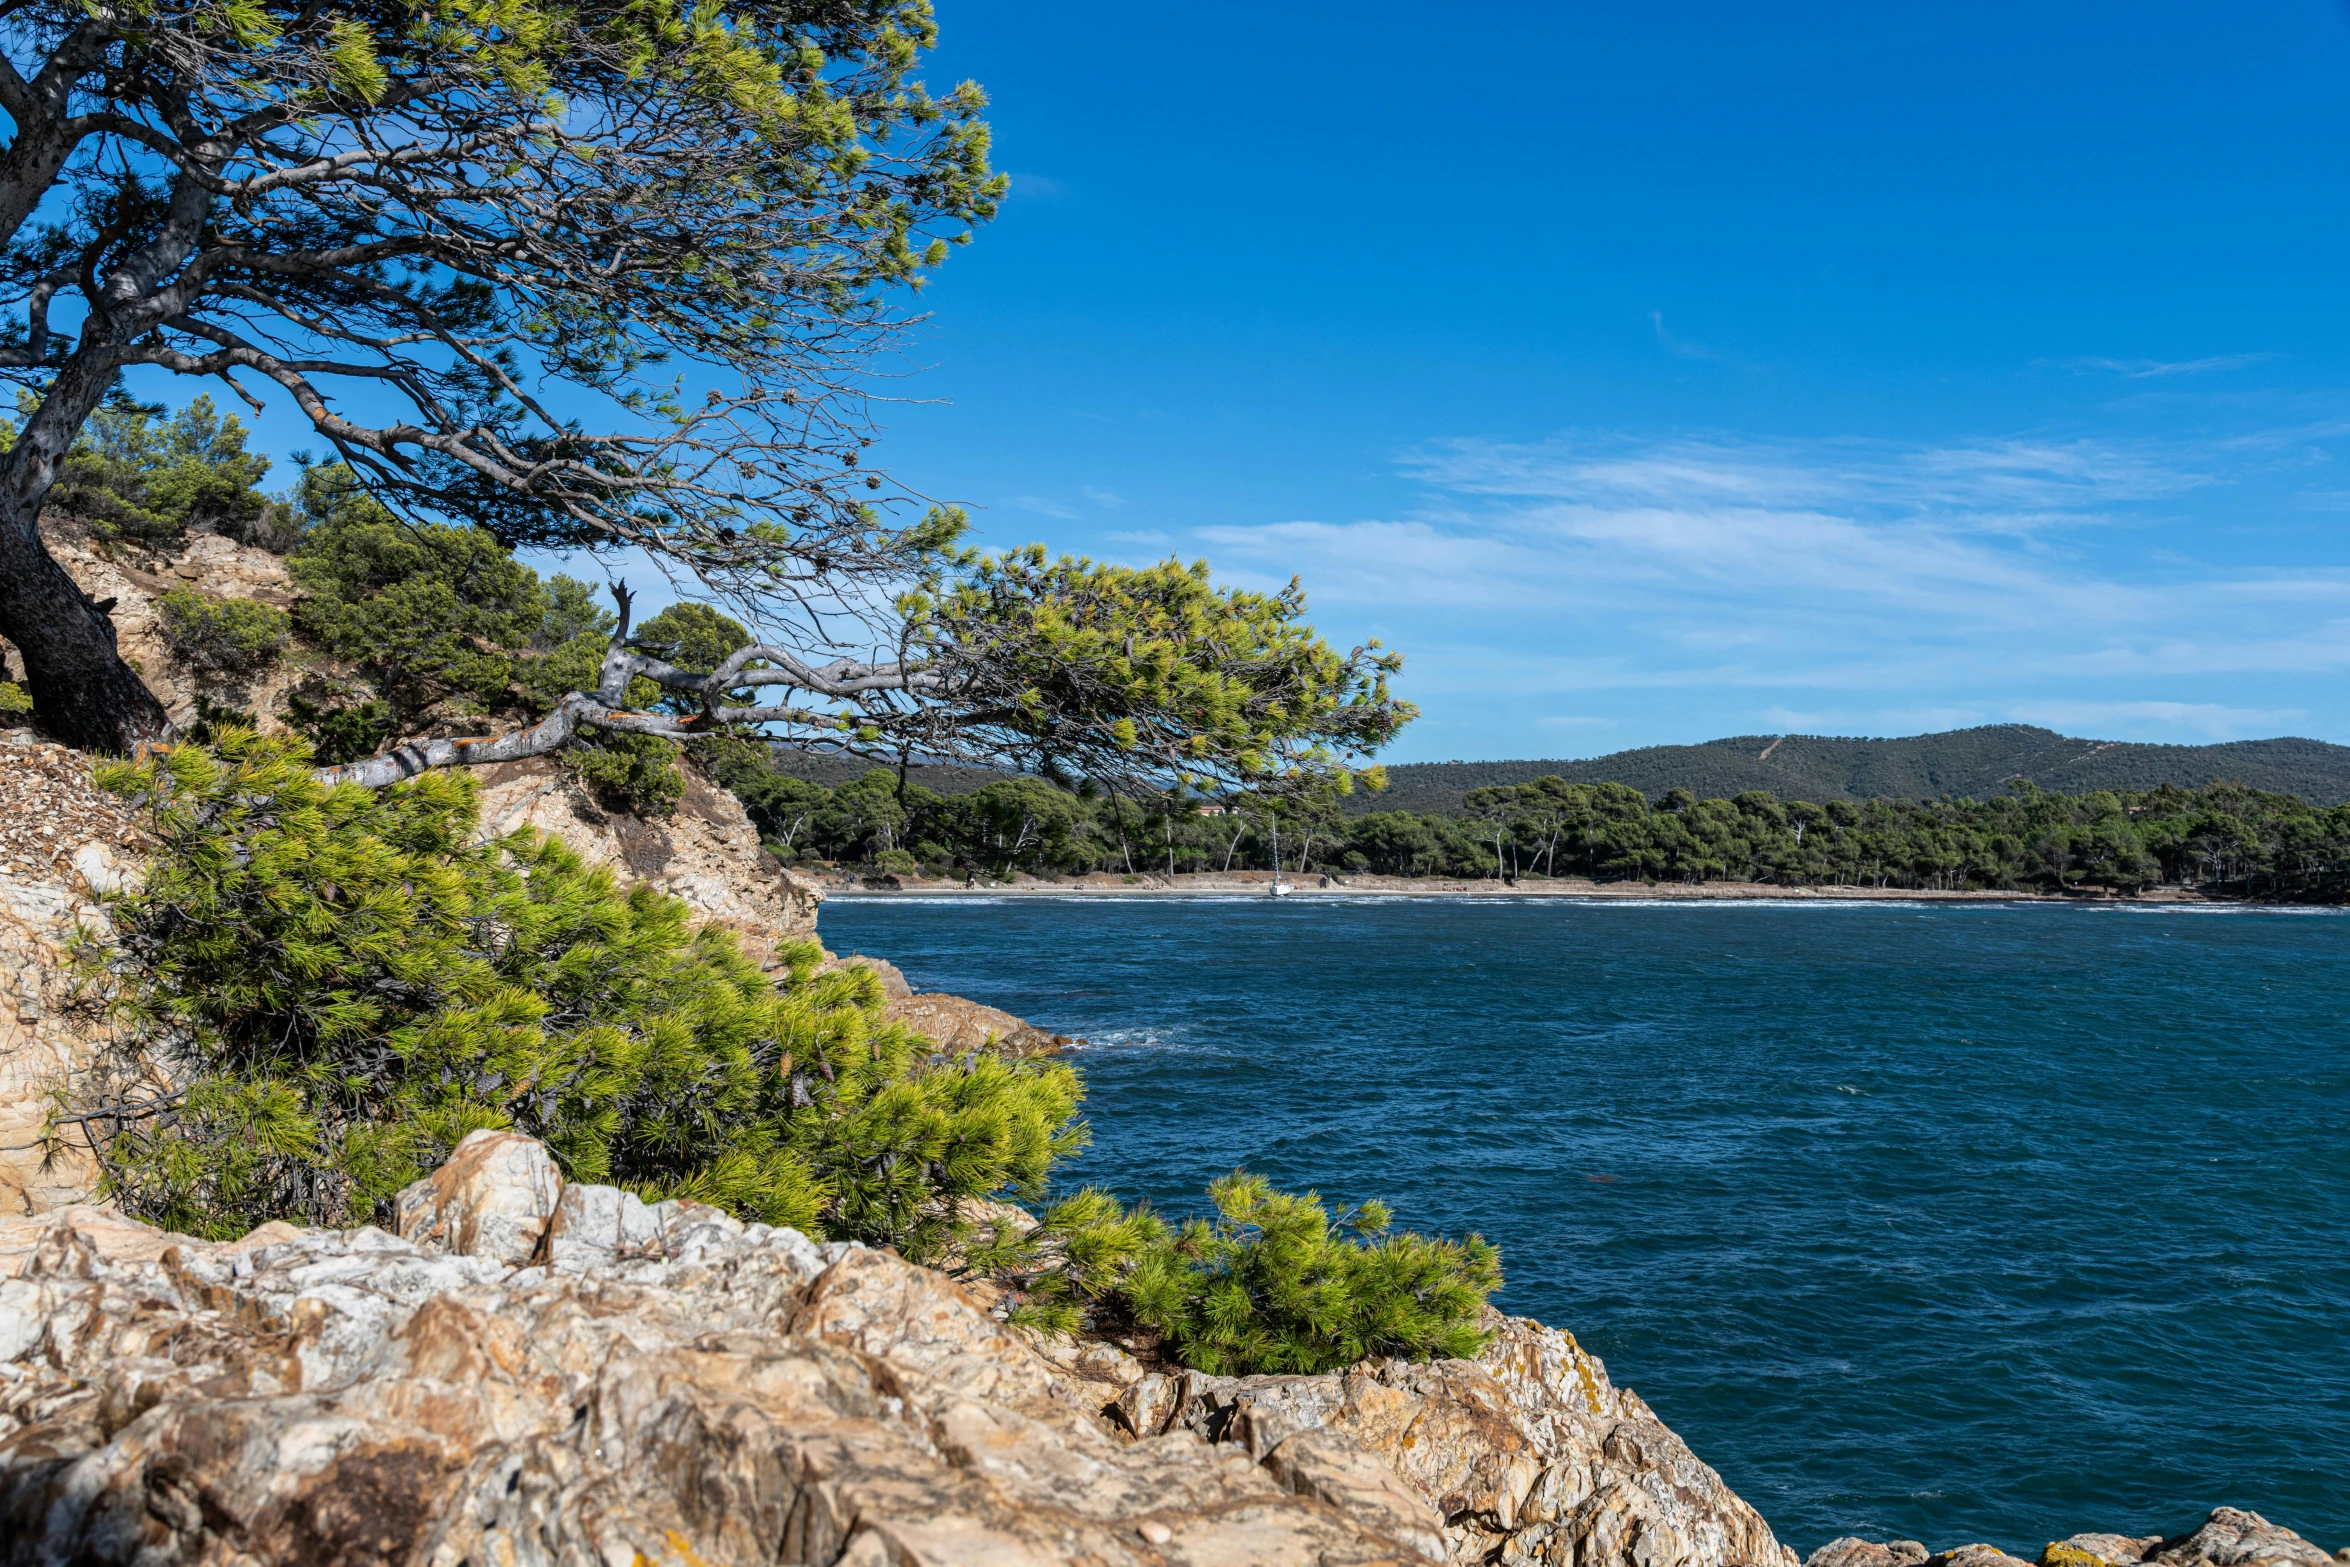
[1182,425,2350,747]
[1649,310,1722,361]
[1005,171,1068,199]
[2067,353,2276,379]
[1006,493,1080,521]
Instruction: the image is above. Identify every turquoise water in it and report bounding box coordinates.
[819,895,2350,1557]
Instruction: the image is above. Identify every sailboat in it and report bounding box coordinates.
[1269,818,1293,896]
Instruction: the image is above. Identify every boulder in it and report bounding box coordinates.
[1815,1516,2345,1567]
[2153,1510,2336,1567]
[2043,1535,2162,1567]
[389,1128,563,1265]
[831,953,1068,1058]
[1809,1540,1931,1567]
[1928,1549,2037,1567]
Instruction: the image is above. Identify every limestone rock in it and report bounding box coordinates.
[0,1184,1407,1565]
[2153,1510,2336,1567]
[1264,1427,1449,1563]
[1819,1515,2343,1567]
[1132,1309,1796,1567]
[0,1135,1807,1567]
[1809,1540,1931,1567]
[472,755,823,954]
[830,952,1068,1058]
[885,987,1065,1058]
[34,523,305,736]
[2043,1535,2162,1566]
[1928,1548,2036,1567]
[390,1128,563,1265]
[0,739,145,1217]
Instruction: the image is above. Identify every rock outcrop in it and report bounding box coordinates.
[1804,1511,2346,1567]
[470,756,823,957]
[0,735,144,1217]
[832,954,1068,1059]
[0,1130,1799,1567]
[28,523,306,734]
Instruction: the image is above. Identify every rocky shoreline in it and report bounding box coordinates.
[0,1133,2338,1567]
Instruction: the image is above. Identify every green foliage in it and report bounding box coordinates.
[918,548,1413,797]
[564,731,687,816]
[0,681,31,720]
[1014,1174,1502,1375]
[286,465,547,719]
[46,392,273,547]
[82,731,1084,1256]
[635,602,751,679]
[731,755,2350,896]
[281,461,641,777]
[279,678,398,765]
[155,588,291,676]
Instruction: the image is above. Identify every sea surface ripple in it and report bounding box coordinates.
[820,895,2350,1554]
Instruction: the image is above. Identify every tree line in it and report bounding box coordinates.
[736,765,2350,898]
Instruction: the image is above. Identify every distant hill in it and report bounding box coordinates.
[1357,726,2350,814]
[763,749,1019,795]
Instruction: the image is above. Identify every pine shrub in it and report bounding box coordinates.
[80,730,1084,1253]
[563,730,687,816]
[48,392,271,546]
[156,588,291,675]
[1015,1173,1502,1374]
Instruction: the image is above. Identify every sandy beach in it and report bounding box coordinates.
[812,868,2228,903]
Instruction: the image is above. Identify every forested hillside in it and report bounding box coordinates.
[1364,726,2350,814]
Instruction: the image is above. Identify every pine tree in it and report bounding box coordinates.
[79,730,1082,1253]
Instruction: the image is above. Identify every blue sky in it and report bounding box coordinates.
[183,1,2350,764]
[873,0,2350,762]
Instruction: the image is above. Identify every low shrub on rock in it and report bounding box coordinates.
[156,588,291,675]
[1015,1172,1502,1374]
[67,732,1501,1379]
[76,730,1083,1254]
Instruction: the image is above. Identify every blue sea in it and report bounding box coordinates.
[819,894,2350,1558]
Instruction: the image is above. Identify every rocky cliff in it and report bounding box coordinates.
[0,1129,1796,1567]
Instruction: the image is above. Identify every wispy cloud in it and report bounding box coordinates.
[1648,310,1722,361]
[2066,353,2276,379]
[1186,424,2350,749]
[1007,494,1081,521]
[1005,171,1068,200]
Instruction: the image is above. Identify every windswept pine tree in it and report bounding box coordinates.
[0,4,1406,809]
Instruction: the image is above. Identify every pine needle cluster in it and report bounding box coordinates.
[1014,1173,1502,1375]
[79,730,1083,1253]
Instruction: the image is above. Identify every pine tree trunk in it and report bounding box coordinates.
[0,497,171,753]
[0,348,177,755]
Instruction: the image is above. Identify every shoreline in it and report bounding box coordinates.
[813,871,2254,905]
